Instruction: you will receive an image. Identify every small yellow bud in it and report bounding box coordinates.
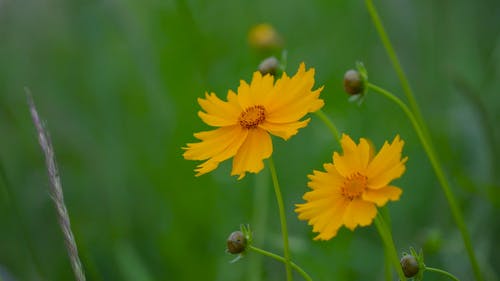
[248,23,283,51]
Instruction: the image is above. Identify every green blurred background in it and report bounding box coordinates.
[1,0,499,280]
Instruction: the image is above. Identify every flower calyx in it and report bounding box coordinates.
[226,224,253,263]
[344,61,368,105]
[401,247,425,280]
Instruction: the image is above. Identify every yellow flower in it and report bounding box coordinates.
[295,134,407,240]
[183,63,324,179]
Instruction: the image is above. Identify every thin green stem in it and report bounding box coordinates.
[314,110,341,145]
[249,170,270,281]
[426,266,461,281]
[374,214,406,281]
[383,249,392,281]
[364,0,429,140]
[367,82,483,281]
[248,245,312,281]
[268,157,293,281]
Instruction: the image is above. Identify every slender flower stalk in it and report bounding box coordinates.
[26,88,86,281]
[364,0,430,140]
[383,251,392,281]
[426,267,461,281]
[269,157,293,281]
[248,245,312,281]
[367,82,482,281]
[314,109,341,145]
[380,209,393,281]
[374,214,406,281]
[362,2,481,276]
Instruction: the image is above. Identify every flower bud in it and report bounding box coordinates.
[227,231,247,254]
[248,23,283,52]
[258,56,280,76]
[343,69,364,95]
[400,254,420,278]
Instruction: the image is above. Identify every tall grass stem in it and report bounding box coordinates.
[26,88,86,281]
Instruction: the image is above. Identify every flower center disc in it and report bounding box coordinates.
[239,105,266,129]
[341,172,368,200]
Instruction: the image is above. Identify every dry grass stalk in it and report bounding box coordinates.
[26,88,86,281]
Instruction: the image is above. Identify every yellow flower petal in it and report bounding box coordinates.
[307,166,344,191]
[193,159,220,176]
[265,63,324,123]
[367,135,408,189]
[302,184,340,202]
[237,71,275,109]
[295,190,348,241]
[183,126,248,176]
[198,111,236,127]
[295,167,347,240]
[313,198,349,241]
[342,199,377,230]
[333,135,371,176]
[231,128,272,179]
[197,92,241,127]
[295,198,335,221]
[259,119,310,140]
[362,185,402,206]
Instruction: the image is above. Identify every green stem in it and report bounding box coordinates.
[268,157,293,281]
[367,82,483,281]
[249,170,270,281]
[383,249,392,281]
[364,0,429,140]
[314,110,341,145]
[248,245,312,281]
[374,214,406,281]
[425,266,461,281]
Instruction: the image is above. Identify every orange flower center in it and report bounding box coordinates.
[341,172,368,200]
[238,105,266,129]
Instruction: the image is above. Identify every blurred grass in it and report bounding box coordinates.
[1,0,500,280]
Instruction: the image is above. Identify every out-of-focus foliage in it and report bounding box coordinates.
[0,0,499,280]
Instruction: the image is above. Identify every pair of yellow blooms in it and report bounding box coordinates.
[183,63,407,240]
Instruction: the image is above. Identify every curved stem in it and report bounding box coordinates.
[374,214,406,281]
[248,246,312,281]
[314,110,341,145]
[367,83,483,281]
[268,157,293,281]
[426,266,461,281]
[364,0,429,140]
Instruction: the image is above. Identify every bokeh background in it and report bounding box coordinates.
[1,0,499,280]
